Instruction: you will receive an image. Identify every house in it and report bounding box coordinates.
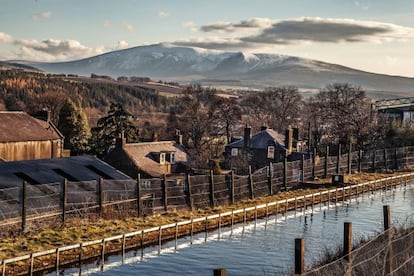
[0,111,66,161]
[224,126,305,171]
[373,97,414,125]
[0,155,131,189]
[104,136,192,178]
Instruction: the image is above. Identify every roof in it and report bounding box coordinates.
[0,111,62,142]
[227,128,286,150]
[121,141,190,177]
[0,155,130,188]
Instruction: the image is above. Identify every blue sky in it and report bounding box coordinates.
[1,0,413,77]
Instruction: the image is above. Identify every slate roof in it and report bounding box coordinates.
[226,128,286,151]
[0,111,62,142]
[121,141,191,177]
[0,155,130,188]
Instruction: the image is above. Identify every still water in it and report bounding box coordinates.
[61,182,413,275]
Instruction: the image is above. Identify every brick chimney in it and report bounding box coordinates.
[115,131,126,149]
[261,126,268,131]
[285,128,293,154]
[244,126,251,148]
[174,129,183,145]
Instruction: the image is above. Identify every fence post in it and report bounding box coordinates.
[347,143,352,174]
[186,173,193,211]
[383,148,388,171]
[283,156,288,191]
[343,222,352,261]
[324,145,329,178]
[295,238,305,275]
[230,170,235,205]
[62,178,67,223]
[98,178,104,216]
[300,154,305,183]
[383,205,391,231]
[21,181,27,232]
[267,162,273,195]
[214,268,226,276]
[312,148,316,180]
[136,174,142,217]
[210,170,215,208]
[358,149,363,173]
[248,165,254,199]
[162,174,168,212]
[372,150,376,172]
[336,144,341,174]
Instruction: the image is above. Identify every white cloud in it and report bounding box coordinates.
[117,40,129,49]
[103,19,113,29]
[158,11,169,18]
[122,21,135,32]
[32,11,51,22]
[183,21,198,33]
[0,32,13,43]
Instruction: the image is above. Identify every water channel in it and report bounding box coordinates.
[58,182,413,275]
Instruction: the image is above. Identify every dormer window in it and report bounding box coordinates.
[267,145,275,159]
[159,152,166,164]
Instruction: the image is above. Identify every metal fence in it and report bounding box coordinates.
[1,146,414,230]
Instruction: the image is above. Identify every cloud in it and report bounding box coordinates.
[122,21,135,32]
[103,19,113,29]
[158,11,169,18]
[0,32,13,43]
[32,11,51,22]
[175,17,414,51]
[117,40,129,49]
[183,21,198,33]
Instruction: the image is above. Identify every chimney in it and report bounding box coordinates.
[152,130,158,142]
[175,129,183,145]
[244,126,251,148]
[292,128,299,141]
[260,126,268,131]
[115,131,126,149]
[285,128,293,154]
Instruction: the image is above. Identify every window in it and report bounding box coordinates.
[267,145,275,159]
[169,152,175,164]
[159,152,166,164]
[231,148,238,157]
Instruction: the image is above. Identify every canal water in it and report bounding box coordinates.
[60,182,413,276]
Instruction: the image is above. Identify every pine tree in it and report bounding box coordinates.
[58,99,91,155]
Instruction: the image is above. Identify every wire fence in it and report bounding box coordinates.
[304,226,414,276]
[0,146,414,231]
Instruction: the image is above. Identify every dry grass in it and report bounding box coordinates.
[0,172,411,262]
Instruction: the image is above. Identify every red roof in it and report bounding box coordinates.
[0,111,62,142]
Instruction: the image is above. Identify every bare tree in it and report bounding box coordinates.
[215,97,242,144]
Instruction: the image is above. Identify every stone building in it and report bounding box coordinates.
[0,111,65,161]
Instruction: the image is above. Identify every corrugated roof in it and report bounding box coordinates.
[121,141,191,177]
[0,111,61,142]
[0,155,130,188]
[227,128,286,150]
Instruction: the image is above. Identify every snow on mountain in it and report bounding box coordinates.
[17,43,414,95]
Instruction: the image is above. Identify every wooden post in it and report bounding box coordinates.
[324,145,329,178]
[384,148,388,171]
[358,149,363,173]
[162,174,168,212]
[347,143,352,174]
[295,238,305,275]
[101,239,105,268]
[300,154,305,183]
[283,157,288,191]
[248,165,254,199]
[55,248,60,274]
[186,173,193,211]
[137,174,142,217]
[78,243,83,266]
[383,205,391,231]
[210,170,215,208]
[267,162,273,195]
[21,181,27,232]
[214,268,226,276]
[336,144,341,174]
[343,222,352,261]
[312,148,316,180]
[98,178,104,216]
[62,178,67,223]
[230,170,235,205]
[372,150,376,172]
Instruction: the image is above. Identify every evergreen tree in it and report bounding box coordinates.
[91,103,138,157]
[58,99,91,155]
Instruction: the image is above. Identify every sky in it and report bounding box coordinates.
[0,0,414,77]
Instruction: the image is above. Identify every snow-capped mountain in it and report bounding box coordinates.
[18,43,414,96]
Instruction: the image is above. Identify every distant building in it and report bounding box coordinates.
[224,126,306,171]
[104,137,192,178]
[0,111,66,161]
[373,97,414,125]
[0,155,130,188]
